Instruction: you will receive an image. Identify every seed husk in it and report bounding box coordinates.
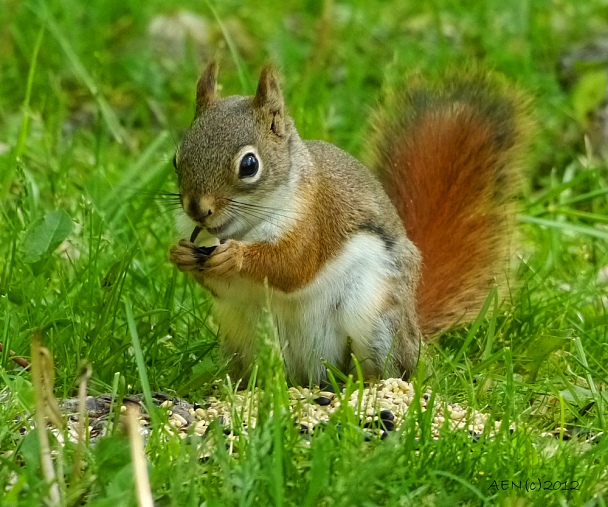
[190,226,202,242]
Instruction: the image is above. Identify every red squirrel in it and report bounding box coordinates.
[170,63,531,385]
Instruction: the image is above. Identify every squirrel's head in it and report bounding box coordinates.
[174,62,296,240]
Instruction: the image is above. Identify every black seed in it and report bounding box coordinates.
[192,244,217,264]
[314,396,332,406]
[195,245,217,256]
[223,428,232,435]
[380,410,394,421]
[380,420,395,432]
[190,226,202,242]
[423,394,430,401]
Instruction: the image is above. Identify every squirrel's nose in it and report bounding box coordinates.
[189,200,212,219]
[184,195,215,222]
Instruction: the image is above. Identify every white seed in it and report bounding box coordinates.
[172,413,188,426]
[450,411,466,421]
[194,421,207,435]
[397,379,409,391]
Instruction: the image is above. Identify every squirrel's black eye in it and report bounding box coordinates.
[239,153,259,178]
[172,154,178,170]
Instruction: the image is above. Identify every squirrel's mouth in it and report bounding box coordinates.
[205,217,234,238]
[189,217,234,243]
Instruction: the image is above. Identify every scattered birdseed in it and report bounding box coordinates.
[4,388,594,466]
[18,379,509,450]
[23,378,602,455]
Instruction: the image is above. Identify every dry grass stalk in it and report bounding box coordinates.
[126,405,154,507]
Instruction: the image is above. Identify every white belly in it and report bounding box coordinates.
[212,233,394,384]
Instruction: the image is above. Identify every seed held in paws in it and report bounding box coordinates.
[193,244,217,261]
[190,226,203,243]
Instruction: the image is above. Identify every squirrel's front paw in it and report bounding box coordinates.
[170,240,217,272]
[203,240,244,277]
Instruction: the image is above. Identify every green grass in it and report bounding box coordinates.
[1,0,608,505]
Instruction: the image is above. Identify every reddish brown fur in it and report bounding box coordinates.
[239,227,328,293]
[371,74,531,336]
[238,170,357,293]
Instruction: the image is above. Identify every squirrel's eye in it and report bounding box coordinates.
[172,154,178,170]
[239,153,259,178]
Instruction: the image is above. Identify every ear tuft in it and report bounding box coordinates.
[254,65,285,136]
[195,61,218,116]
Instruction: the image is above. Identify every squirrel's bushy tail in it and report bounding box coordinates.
[369,71,532,337]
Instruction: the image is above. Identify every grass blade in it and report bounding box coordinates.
[518,215,608,240]
[1,27,44,199]
[125,297,158,425]
[35,7,130,147]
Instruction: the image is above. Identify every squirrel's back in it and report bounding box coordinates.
[368,71,532,336]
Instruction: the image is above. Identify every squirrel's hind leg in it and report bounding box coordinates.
[347,310,420,381]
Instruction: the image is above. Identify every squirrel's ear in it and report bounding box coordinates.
[254,65,285,137]
[195,61,218,116]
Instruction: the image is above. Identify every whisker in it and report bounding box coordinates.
[230,208,286,229]
[154,200,182,207]
[226,198,301,217]
[227,204,278,222]
[224,207,256,232]
[228,204,300,218]
[227,202,300,222]
[142,193,182,203]
[225,206,281,230]
[137,188,181,197]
